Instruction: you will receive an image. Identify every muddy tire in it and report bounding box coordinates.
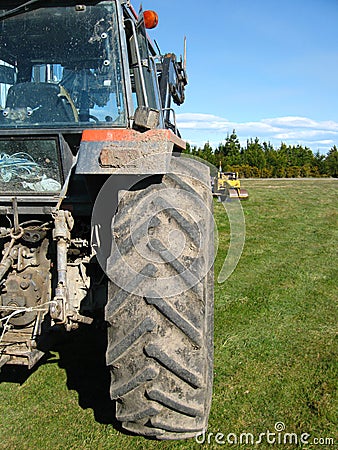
[105,157,214,440]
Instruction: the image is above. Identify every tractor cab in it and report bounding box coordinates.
[0,1,186,131]
[0,1,187,199]
[0,2,127,129]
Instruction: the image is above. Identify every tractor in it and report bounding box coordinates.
[213,170,249,200]
[0,0,214,440]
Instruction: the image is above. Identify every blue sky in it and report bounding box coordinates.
[143,0,338,153]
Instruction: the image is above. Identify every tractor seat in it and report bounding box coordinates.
[4,82,78,123]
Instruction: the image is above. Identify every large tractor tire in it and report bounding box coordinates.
[105,156,214,440]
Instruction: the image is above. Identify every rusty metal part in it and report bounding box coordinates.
[12,197,19,234]
[0,228,24,282]
[0,239,51,326]
[50,210,93,329]
[2,271,43,326]
[76,128,186,175]
[51,210,73,324]
[0,237,51,367]
[0,253,14,282]
[0,326,45,369]
[23,226,47,243]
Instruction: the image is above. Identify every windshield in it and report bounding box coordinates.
[0,1,126,129]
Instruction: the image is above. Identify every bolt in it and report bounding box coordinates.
[20,281,30,290]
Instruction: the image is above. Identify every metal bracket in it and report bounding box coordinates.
[50,210,93,330]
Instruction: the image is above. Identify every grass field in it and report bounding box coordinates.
[0,178,337,450]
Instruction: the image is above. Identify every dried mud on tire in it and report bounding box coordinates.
[105,157,214,439]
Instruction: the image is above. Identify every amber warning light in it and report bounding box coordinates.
[144,10,159,29]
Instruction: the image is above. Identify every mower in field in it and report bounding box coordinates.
[213,171,249,200]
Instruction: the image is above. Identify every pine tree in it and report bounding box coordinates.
[220,129,241,165]
[243,137,266,170]
[325,145,338,177]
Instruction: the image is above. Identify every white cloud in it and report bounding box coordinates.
[310,140,334,145]
[262,117,338,132]
[176,113,338,151]
[275,130,338,140]
[262,116,319,129]
[176,113,230,131]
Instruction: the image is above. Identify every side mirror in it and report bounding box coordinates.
[133,106,160,131]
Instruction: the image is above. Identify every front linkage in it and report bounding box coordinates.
[0,205,93,369]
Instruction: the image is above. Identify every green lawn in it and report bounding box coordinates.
[1,178,337,450]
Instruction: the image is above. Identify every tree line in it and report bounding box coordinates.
[184,130,338,178]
